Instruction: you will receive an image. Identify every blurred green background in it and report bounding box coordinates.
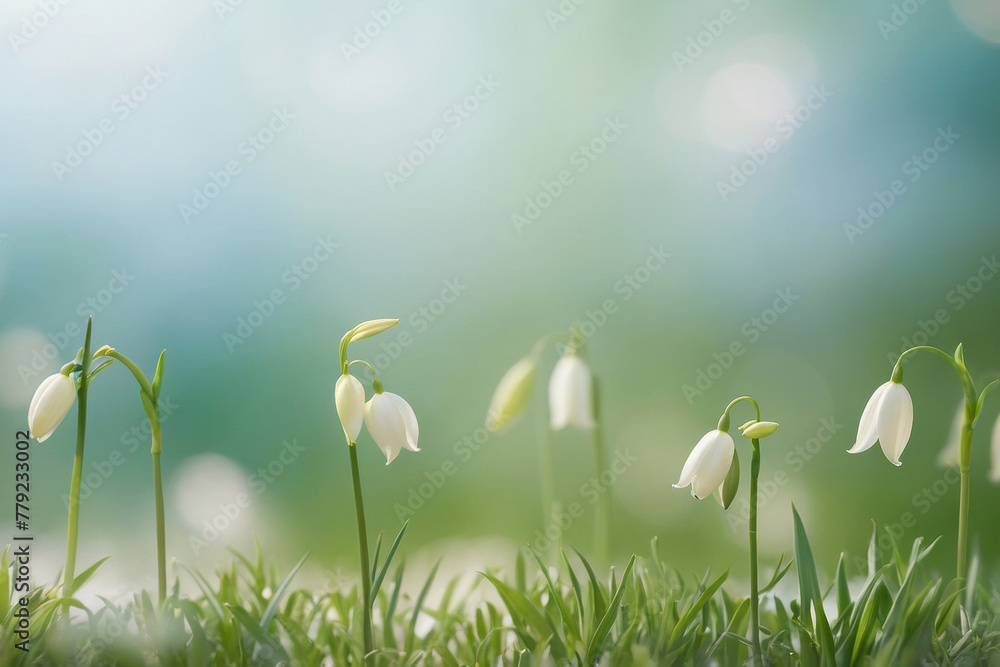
[1,0,999,598]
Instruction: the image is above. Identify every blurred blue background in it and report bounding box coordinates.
[1,0,999,598]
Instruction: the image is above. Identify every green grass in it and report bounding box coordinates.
[2,517,1000,666]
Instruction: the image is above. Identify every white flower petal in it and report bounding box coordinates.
[876,382,913,466]
[548,355,594,431]
[385,392,419,452]
[990,414,1000,484]
[691,432,734,499]
[335,374,366,442]
[674,430,733,497]
[364,394,406,464]
[848,382,891,454]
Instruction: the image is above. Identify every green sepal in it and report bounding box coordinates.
[972,379,999,428]
[954,343,965,367]
[87,359,115,381]
[721,451,740,510]
[151,350,166,402]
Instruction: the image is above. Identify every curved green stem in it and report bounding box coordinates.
[349,441,374,660]
[749,438,763,667]
[98,349,155,398]
[892,346,976,409]
[65,317,93,597]
[718,396,761,432]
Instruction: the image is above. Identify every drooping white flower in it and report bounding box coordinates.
[364,391,419,464]
[486,356,538,432]
[28,373,77,442]
[990,414,1000,484]
[335,373,366,442]
[848,380,913,466]
[548,354,595,431]
[673,429,735,499]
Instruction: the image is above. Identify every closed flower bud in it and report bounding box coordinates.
[349,319,400,343]
[486,356,538,432]
[740,421,779,439]
[28,373,77,442]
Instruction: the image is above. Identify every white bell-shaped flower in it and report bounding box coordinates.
[673,429,735,499]
[548,354,595,431]
[364,390,419,464]
[848,380,913,466]
[335,373,366,442]
[28,373,77,442]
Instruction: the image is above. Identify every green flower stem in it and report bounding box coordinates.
[65,317,93,597]
[592,377,609,565]
[719,395,763,666]
[348,441,374,660]
[152,445,166,604]
[958,417,973,581]
[749,438,762,667]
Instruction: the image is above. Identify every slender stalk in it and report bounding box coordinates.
[749,438,763,667]
[64,386,87,597]
[591,377,609,565]
[65,319,93,597]
[957,417,973,581]
[349,442,374,660]
[152,447,167,604]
